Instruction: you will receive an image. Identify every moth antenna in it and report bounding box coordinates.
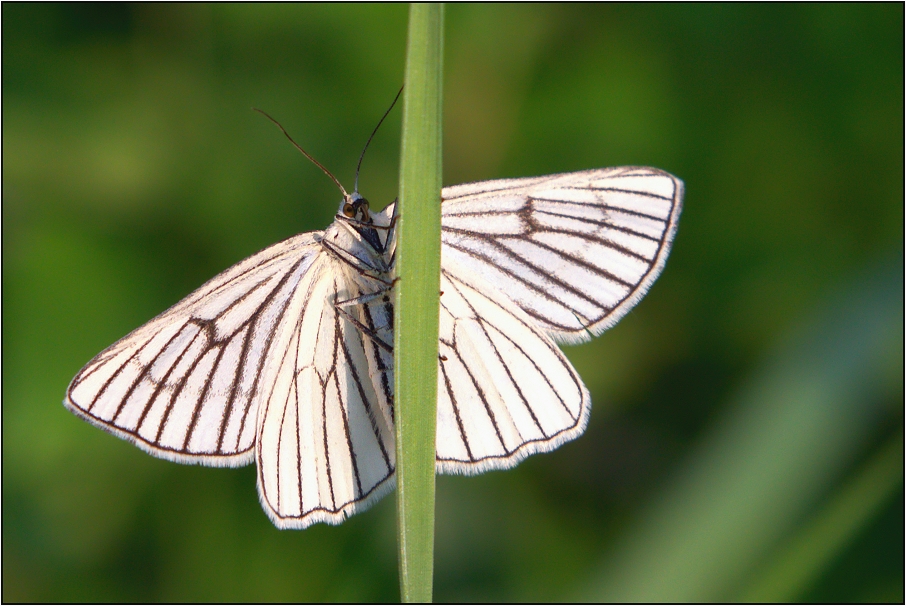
[254,108,349,200]
[354,86,403,194]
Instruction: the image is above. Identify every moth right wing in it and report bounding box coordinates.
[376,199,592,474]
[440,167,683,344]
[64,232,321,466]
[434,262,591,475]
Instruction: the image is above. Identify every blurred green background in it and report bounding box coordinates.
[3,4,903,602]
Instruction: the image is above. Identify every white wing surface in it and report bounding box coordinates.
[435,264,590,474]
[65,232,321,465]
[441,167,683,344]
[255,255,395,529]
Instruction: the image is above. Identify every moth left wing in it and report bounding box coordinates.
[64,233,321,466]
[255,257,396,529]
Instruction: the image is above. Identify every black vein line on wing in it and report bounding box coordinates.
[384,297,395,330]
[275,326,398,528]
[294,323,303,514]
[125,321,200,433]
[336,367,363,499]
[74,339,145,390]
[274,352,294,514]
[279,477,395,522]
[486,319,577,422]
[361,303,395,427]
[214,318,256,453]
[441,209,524,219]
[443,234,619,312]
[177,241,305,310]
[598,188,679,317]
[77,248,313,459]
[531,207,664,243]
[607,167,665,177]
[345,307,392,471]
[252,326,286,519]
[442,248,585,332]
[585,185,673,202]
[256,298,305,517]
[441,176,551,202]
[539,189,680,329]
[530,194,669,224]
[216,254,311,454]
[323,281,339,510]
[439,282,538,440]
[449,334,506,454]
[438,358,473,460]
[153,325,220,447]
[319,369,336,510]
[85,320,184,417]
[447,207,670,333]
[304,287,332,512]
[200,272,286,331]
[596,191,678,310]
[181,338,230,451]
[320,239,386,280]
[119,271,286,444]
[439,167,667,206]
[334,308,364,498]
[443,270,579,422]
[436,329,582,467]
[382,296,395,422]
[443,207,665,252]
[520,226,653,270]
[72,246,297,403]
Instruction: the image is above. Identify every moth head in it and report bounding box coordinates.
[339,193,372,224]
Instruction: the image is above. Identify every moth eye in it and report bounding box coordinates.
[343,203,355,217]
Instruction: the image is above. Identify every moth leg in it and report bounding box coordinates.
[335,289,392,309]
[320,240,392,282]
[335,289,445,364]
[334,291,394,354]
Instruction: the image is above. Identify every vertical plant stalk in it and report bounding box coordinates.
[395,3,444,603]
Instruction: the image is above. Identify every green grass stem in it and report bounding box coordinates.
[394,4,444,603]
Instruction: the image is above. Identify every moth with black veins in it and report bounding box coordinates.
[64,100,683,530]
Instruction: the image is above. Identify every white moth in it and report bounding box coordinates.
[65,121,682,530]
